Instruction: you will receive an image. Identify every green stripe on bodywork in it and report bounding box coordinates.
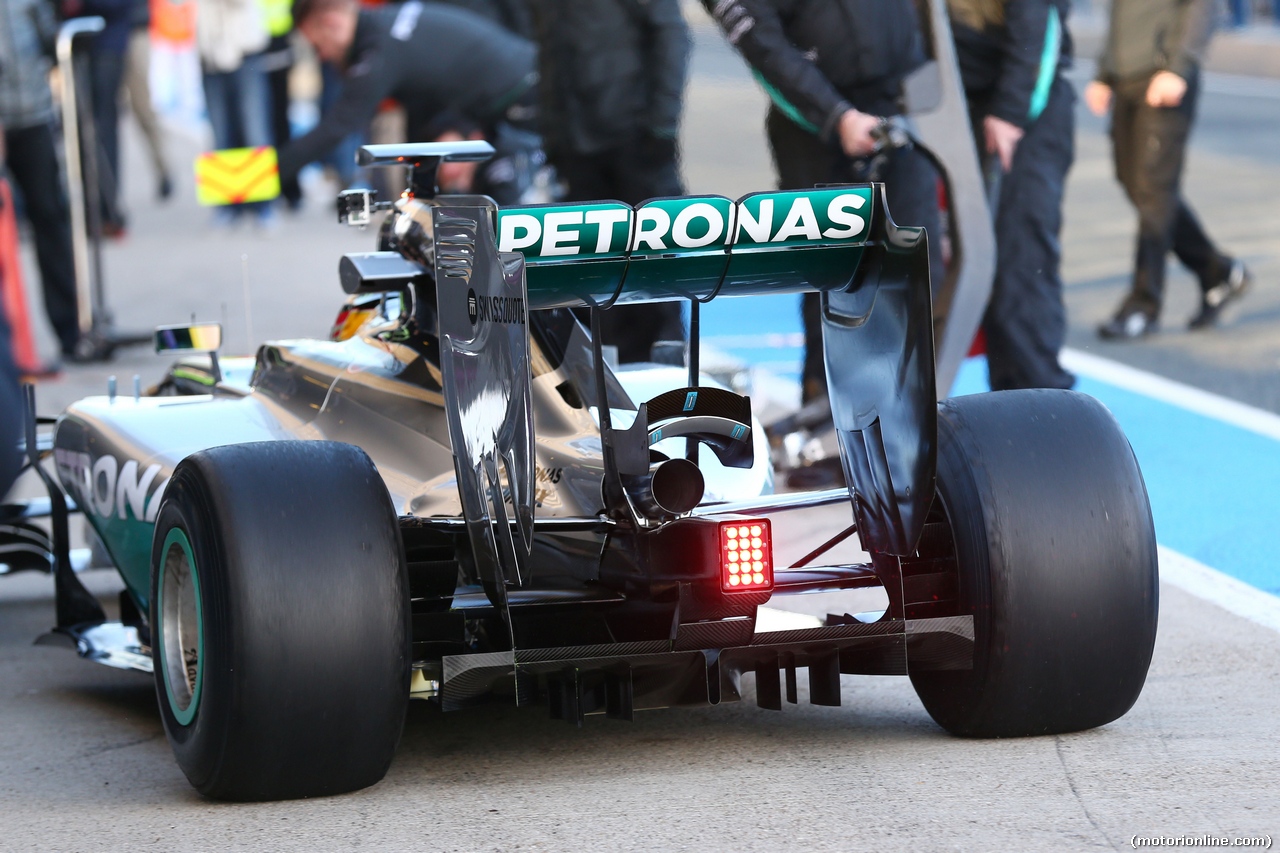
[86,514,158,610]
[172,367,216,386]
[1029,7,1061,121]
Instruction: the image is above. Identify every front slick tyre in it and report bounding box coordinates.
[150,441,409,800]
[909,390,1158,737]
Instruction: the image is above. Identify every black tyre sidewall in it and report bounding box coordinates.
[910,390,1159,737]
[151,441,410,800]
[150,468,234,789]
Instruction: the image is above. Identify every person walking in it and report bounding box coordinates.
[1090,0,1251,340]
[702,0,942,403]
[949,0,1075,390]
[0,0,82,359]
[529,0,690,364]
[123,0,173,200]
[197,0,275,227]
[69,0,132,235]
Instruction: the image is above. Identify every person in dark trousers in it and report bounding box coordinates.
[261,0,301,209]
[279,0,538,189]
[0,0,82,359]
[1089,0,1251,340]
[198,0,275,228]
[702,0,943,403]
[529,0,690,364]
[123,0,172,200]
[67,0,132,235]
[949,0,1075,390]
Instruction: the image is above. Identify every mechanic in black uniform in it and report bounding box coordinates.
[949,0,1075,390]
[438,0,532,38]
[279,0,539,197]
[702,0,943,404]
[418,109,552,205]
[529,0,690,364]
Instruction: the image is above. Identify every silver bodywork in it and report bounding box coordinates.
[54,328,772,612]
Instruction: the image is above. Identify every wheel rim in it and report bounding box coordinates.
[158,527,204,726]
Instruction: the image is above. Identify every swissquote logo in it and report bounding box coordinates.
[466,287,525,326]
[496,188,873,260]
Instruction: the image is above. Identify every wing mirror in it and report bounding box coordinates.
[154,323,222,354]
[155,323,224,386]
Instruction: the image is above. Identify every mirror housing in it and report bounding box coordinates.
[154,323,222,354]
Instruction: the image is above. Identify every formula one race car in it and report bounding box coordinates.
[5,142,1158,801]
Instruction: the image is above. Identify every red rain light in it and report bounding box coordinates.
[720,519,773,593]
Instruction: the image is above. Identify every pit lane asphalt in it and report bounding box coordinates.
[5,10,1280,851]
[3,526,1279,852]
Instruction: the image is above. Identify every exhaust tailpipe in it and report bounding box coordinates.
[624,457,705,518]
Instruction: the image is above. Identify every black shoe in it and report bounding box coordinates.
[101,218,128,240]
[62,336,112,365]
[61,346,98,365]
[1189,260,1251,330]
[1097,310,1158,341]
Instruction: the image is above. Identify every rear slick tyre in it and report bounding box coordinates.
[150,440,409,800]
[908,390,1158,737]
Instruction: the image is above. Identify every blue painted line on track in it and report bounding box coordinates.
[701,300,1280,596]
[953,357,1280,595]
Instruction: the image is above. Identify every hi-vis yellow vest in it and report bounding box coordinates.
[260,0,292,38]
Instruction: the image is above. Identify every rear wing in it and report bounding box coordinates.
[431,182,934,570]
[497,187,877,309]
[344,145,936,639]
